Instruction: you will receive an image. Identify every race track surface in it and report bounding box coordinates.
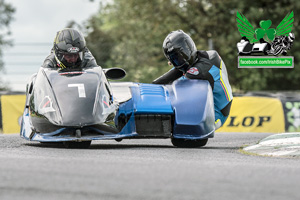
[0,132,299,200]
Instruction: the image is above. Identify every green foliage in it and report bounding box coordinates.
[85,0,300,91]
[0,0,15,90]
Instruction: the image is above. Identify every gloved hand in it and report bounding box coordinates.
[215,119,222,130]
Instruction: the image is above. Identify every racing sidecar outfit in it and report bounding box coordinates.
[153,50,233,129]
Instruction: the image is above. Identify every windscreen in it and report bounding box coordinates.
[31,67,116,127]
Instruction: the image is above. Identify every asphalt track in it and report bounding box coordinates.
[0,132,300,200]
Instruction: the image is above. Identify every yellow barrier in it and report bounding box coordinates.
[1,95,26,134]
[217,96,285,133]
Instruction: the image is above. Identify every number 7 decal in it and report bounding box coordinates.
[68,84,86,98]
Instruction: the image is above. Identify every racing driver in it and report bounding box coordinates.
[42,28,98,69]
[153,30,233,130]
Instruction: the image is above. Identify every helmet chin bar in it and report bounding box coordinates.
[174,61,189,72]
[61,57,81,68]
[54,55,66,68]
[55,51,83,68]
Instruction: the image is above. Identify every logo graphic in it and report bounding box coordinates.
[187,67,199,75]
[237,11,295,56]
[236,11,295,68]
[39,96,55,114]
[67,47,80,53]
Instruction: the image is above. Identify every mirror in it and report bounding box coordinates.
[103,68,126,80]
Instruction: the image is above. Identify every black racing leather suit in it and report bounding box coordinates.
[153,50,233,126]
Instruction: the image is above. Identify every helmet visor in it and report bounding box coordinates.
[166,50,186,67]
[62,52,83,63]
[55,50,84,68]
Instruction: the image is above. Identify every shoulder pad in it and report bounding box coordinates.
[206,50,221,68]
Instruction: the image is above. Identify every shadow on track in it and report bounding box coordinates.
[204,146,240,150]
[24,142,174,149]
[24,141,239,150]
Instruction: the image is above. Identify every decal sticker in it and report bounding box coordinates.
[67,47,80,53]
[39,96,55,113]
[68,83,86,98]
[187,67,199,75]
[59,71,85,75]
[102,95,110,108]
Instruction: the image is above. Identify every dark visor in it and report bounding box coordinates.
[167,50,186,67]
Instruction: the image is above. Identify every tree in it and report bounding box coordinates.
[0,0,15,90]
[85,0,300,91]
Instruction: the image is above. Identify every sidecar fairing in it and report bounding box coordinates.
[112,79,215,141]
[20,66,215,148]
[237,38,270,55]
[20,66,132,142]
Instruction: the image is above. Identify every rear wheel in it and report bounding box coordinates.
[63,141,91,149]
[171,138,208,148]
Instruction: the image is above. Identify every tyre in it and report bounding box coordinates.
[273,46,283,56]
[171,138,208,148]
[63,141,92,149]
[263,47,269,55]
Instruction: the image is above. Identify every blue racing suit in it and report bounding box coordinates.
[153,50,233,128]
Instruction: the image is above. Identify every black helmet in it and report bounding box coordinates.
[162,30,197,71]
[53,28,86,68]
[288,32,295,42]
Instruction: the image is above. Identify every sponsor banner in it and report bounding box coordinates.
[1,95,26,134]
[238,56,294,68]
[217,96,285,133]
[281,100,300,132]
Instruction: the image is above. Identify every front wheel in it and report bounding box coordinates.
[171,138,208,148]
